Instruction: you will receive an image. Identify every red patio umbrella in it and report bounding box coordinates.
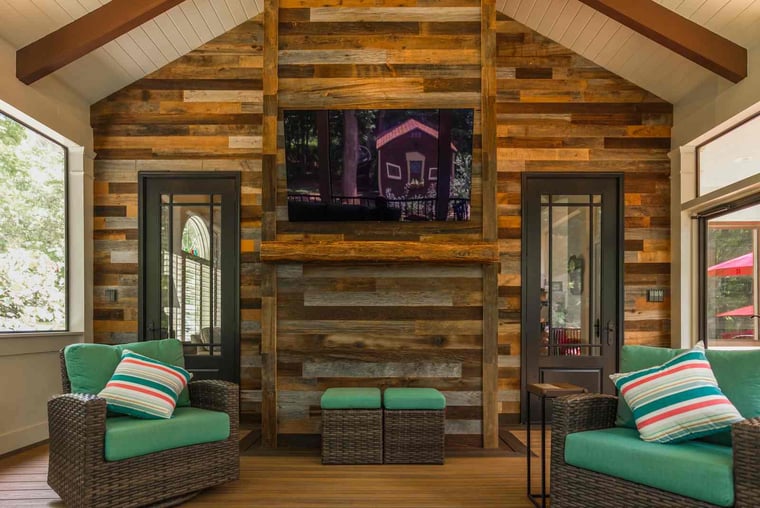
[716,305,755,317]
[708,253,753,277]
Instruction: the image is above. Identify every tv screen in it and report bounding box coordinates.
[284,109,474,222]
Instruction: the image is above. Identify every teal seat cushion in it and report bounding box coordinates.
[104,407,230,461]
[320,387,381,409]
[383,388,446,410]
[565,427,734,507]
[64,339,191,407]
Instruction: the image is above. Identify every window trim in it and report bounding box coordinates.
[697,193,760,347]
[386,162,402,180]
[0,109,69,334]
[695,111,760,198]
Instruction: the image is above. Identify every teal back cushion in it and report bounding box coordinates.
[64,339,191,407]
[616,345,760,446]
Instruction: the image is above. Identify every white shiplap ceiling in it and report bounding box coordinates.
[500,0,760,103]
[0,0,262,104]
[0,0,758,105]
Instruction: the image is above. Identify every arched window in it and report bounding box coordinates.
[181,215,210,259]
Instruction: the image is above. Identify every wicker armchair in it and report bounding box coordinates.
[47,351,240,508]
[551,393,760,508]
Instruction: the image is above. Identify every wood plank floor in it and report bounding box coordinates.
[0,430,550,507]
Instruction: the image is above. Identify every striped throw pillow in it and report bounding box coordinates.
[610,343,742,443]
[99,349,192,419]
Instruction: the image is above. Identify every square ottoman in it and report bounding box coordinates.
[321,387,383,464]
[383,387,446,464]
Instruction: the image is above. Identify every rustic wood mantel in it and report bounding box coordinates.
[260,241,500,265]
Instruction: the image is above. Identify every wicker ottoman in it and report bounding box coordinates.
[321,387,383,465]
[383,387,446,464]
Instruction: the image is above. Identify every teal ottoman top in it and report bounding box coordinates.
[384,388,446,410]
[321,387,381,409]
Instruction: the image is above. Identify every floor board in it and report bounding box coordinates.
[0,429,551,507]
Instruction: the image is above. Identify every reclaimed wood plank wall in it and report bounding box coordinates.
[494,14,672,416]
[90,19,266,419]
[89,4,672,441]
[274,0,488,447]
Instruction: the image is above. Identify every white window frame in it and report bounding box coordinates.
[405,151,425,184]
[429,167,438,181]
[675,103,760,350]
[386,162,402,180]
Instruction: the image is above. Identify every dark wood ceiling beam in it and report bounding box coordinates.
[577,0,747,83]
[17,0,185,85]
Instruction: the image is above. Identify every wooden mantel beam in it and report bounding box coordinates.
[17,0,185,85]
[577,0,747,83]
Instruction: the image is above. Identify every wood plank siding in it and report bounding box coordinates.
[90,4,672,443]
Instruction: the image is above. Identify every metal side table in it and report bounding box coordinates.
[526,382,587,508]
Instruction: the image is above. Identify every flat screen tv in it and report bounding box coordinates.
[284,109,474,222]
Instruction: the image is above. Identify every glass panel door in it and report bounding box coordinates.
[539,194,603,357]
[140,173,239,382]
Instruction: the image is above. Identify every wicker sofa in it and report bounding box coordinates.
[551,394,760,508]
[47,344,239,508]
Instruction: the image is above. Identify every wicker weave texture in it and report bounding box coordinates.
[48,351,240,508]
[321,409,383,464]
[551,393,760,508]
[383,410,445,464]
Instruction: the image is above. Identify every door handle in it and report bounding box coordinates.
[605,321,615,346]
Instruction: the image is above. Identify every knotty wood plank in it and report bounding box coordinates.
[261,0,279,449]
[261,241,499,264]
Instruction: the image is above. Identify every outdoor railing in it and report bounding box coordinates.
[287,194,470,221]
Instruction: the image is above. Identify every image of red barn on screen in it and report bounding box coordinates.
[376,118,457,202]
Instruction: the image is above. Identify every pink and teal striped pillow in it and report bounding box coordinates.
[610,343,742,443]
[99,349,192,419]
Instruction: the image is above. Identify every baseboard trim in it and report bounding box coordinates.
[0,421,48,457]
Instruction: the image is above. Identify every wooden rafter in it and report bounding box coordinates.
[16,0,185,85]
[577,0,747,83]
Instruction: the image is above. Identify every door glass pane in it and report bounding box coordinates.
[540,194,602,356]
[160,194,223,357]
[705,202,760,347]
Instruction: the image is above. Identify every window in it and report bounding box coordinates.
[698,114,760,196]
[429,167,438,181]
[386,162,402,180]
[406,152,425,184]
[0,111,67,332]
[700,198,760,347]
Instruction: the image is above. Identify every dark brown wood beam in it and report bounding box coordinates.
[16,0,185,84]
[577,0,746,83]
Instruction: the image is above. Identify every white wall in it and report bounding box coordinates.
[0,35,94,455]
[671,41,760,348]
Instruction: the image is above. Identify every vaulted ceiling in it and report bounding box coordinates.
[0,0,261,103]
[0,0,758,104]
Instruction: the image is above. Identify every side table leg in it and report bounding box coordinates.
[526,395,531,500]
[540,396,546,508]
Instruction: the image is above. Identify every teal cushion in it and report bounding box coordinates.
[320,388,381,409]
[565,427,734,507]
[615,345,684,428]
[104,407,229,461]
[703,348,760,445]
[383,388,446,410]
[64,339,191,407]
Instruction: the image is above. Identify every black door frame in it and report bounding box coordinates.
[520,172,624,421]
[138,171,241,383]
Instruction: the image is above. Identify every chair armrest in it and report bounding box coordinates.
[47,394,107,466]
[551,393,618,468]
[189,380,239,440]
[733,418,760,507]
